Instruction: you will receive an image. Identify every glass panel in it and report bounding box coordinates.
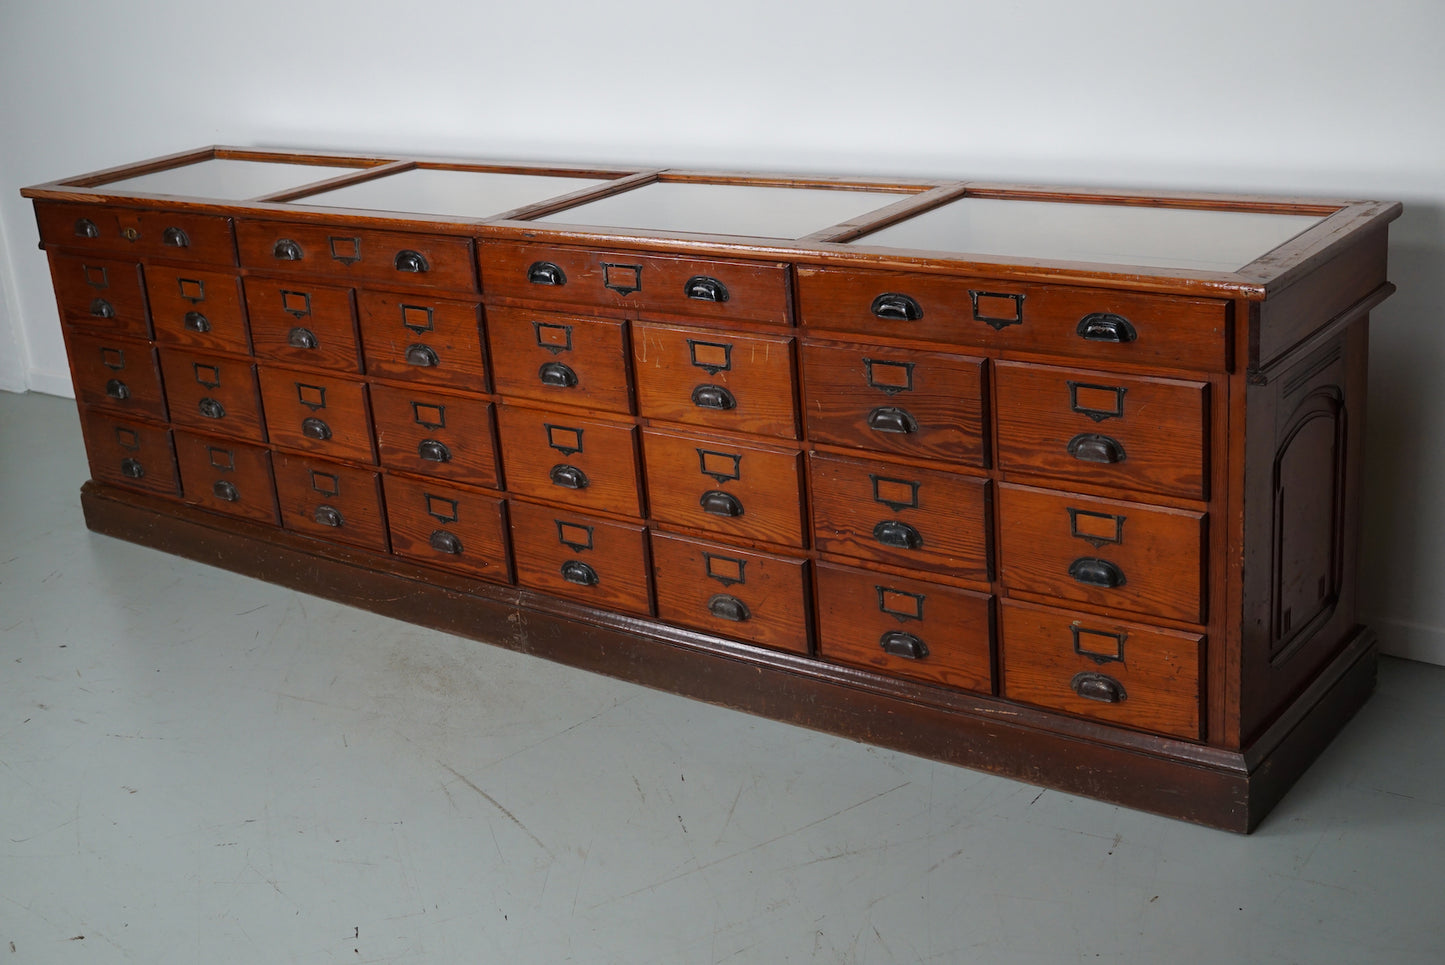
[537,181,907,239]
[854,197,1327,272]
[301,168,612,218]
[98,158,368,201]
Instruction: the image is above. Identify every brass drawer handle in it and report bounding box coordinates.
[561,560,599,586]
[867,406,918,434]
[213,480,240,502]
[1068,557,1126,589]
[1077,313,1137,343]
[871,292,923,321]
[288,327,319,350]
[314,504,343,528]
[692,384,736,411]
[1071,671,1127,703]
[162,226,190,248]
[707,593,750,622]
[873,520,923,550]
[394,249,429,273]
[880,630,928,660]
[527,261,566,286]
[429,530,463,555]
[700,490,744,518]
[1067,433,1125,464]
[685,275,729,303]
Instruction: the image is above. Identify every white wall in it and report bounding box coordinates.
[2,0,1442,661]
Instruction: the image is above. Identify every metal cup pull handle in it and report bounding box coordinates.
[394,249,429,273]
[1067,433,1126,464]
[561,560,599,586]
[184,311,211,334]
[119,457,145,479]
[89,298,115,319]
[429,530,463,555]
[162,226,190,248]
[287,327,319,350]
[212,480,239,502]
[527,261,566,286]
[418,439,452,463]
[1071,671,1127,703]
[867,406,919,434]
[539,361,578,388]
[197,397,226,420]
[873,520,923,550]
[870,293,923,321]
[406,344,440,368]
[301,417,332,441]
[314,504,343,528]
[104,379,131,401]
[699,490,744,517]
[75,218,100,239]
[549,464,590,490]
[1076,313,1137,344]
[707,594,751,622]
[880,630,929,660]
[691,384,736,411]
[1068,557,1127,589]
[273,239,303,261]
[684,275,729,303]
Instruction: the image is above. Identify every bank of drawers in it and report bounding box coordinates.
[49,203,1218,744]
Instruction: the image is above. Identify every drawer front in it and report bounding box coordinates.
[273,453,388,551]
[145,266,249,353]
[243,277,361,372]
[481,241,791,326]
[382,474,511,583]
[642,428,806,549]
[258,367,375,463]
[173,430,279,524]
[79,410,178,496]
[1000,601,1204,740]
[158,349,265,441]
[809,452,991,583]
[634,322,798,438]
[49,252,150,337]
[496,405,642,517]
[35,201,236,265]
[994,361,1208,499]
[815,562,993,693]
[236,220,476,293]
[357,291,487,390]
[370,384,500,488]
[801,339,986,466]
[66,331,166,421]
[487,307,633,414]
[650,531,811,654]
[998,483,1205,623]
[796,266,1229,371]
[508,500,652,617]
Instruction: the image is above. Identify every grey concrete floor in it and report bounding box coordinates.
[2,388,1444,965]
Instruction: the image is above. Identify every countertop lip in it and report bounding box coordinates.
[20,144,1404,301]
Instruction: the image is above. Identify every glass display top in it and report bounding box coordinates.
[96,158,370,202]
[854,197,1327,272]
[298,167,614,218]
[537,180,910,239]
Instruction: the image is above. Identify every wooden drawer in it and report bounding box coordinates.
[634,321,798,438]
[257,366,375,463]
[642,428,806,549]
[145,265,249,353]
[273,453,388,552]
[995,361,1209,499]
[1000,600,1204,741]
[809,452,991,583]
[481,241,791,326]
[370,384,499,488]
[496,405,642,517]
[650,531,811,654]
[815,562,992,693]
[801,339,986,466]
[236,220,476,293]
[243,276,361,372]
[79,409,179,496]
[48,252,149,337]
[508,500,651,617]
[383,473,511,583]
[487,307,633,414]
[35,201,235,265]
[158,349,265,442]
[173,430,279,525]
[357,291,487,390]
[65,331,166,421]
[796,266,1230,371]
[998,483,1205,623]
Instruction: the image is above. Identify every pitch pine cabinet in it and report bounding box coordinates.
[23,146,1400,830]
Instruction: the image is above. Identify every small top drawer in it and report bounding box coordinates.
[481,241,791,326]
[634,321,799,439]
[236,220,477,294]
[994,361,1209,500]
[487,307,633,414]
[35,201,236,266]
[244,277,361,372]
[796,266,1230,371]
[801,339,986,467]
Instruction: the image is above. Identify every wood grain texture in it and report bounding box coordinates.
[998,483,1206,624]
[381,472,512,584]
[272,452,387,552]
[236,220,478,294]
[34,200,237,266]
[496,404,643,517]
[1000,600,1204,741]
[172,429,280,525]
[48,252,151,338]
[357,291,488,391]
[815,561,993,693]
[651,530,811,654]
[634,321,798,438]
[508,499,652,617]
[810,451,990,583]
[486,306,634,414]
[994,360,1209,499]
[258,366,376,463]
[369,383,500,489]
[78,409,179,497]
[64,330,167,422]
[145,265,250,354]
[243,276,362,373]
[158,349,266,442]
[801,338,986,466]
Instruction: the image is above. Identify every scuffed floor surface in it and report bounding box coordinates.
[3,388,1444,965]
